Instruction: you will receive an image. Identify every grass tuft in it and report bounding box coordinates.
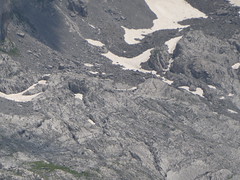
[29,161,94,178]
[6,47,20,56]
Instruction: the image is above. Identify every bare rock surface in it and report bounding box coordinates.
[0,0,240,179]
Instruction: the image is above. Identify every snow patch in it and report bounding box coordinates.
[83,39,158,74]
[228,93,234,97]
[162,77,174,85]
[43,74,51,77]
[0,80,46,102]
[228,0,240,6]
[84,36,157,75]
[232,63,240,70]
[115,87,138,91]
[162,36,183,74]
[123,0,207,44]
[38,80,47,85]
[128,87,138,91]
[84,63,94,67]
[162,59,174,73]
[0,92,41,102]
[102,48,157,74]
[88,119,96,125]
[75,93,83,100]
[89,71,98,74]
[179,86,204,97]
[208,85,216,89]
[86,39,104,47]
[165,36,183,54]
[228,109,238,114]
[88,23,96,29]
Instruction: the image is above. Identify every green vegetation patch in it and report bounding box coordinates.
[6,47,20,56]
[0,47,20,56]
[0,39,20,56]
[29,161,94,178]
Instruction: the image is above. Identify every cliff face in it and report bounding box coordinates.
[0,0,11,41]
[0,0,240,179]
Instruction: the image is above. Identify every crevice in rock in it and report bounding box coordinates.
[144,140,167,178]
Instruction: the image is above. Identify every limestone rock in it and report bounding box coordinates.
[67,0,88,17]
[145,45,170,74]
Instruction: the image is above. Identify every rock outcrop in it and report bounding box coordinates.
[145,45,170,74]
[0,0,11,41]
[67,0,88,17]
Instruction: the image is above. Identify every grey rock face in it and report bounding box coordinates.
[144,45,170,74]
[0,0,11,41]
[68,79,88,94]
[0,54,36,93]
[67,0,88,17]
[0,38,15,53]
[229,32,240,53]
[169,30,240,108]
[0,0,240,179]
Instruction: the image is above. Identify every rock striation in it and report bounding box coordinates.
[0,0,240,179]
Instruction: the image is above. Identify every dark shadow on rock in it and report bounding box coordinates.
[0,128,68,158]
[67,0,88,17]
[68,79,89,94]
[0,0,11,41]
[12,0,62,51]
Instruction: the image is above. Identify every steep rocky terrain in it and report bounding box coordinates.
[0,0,240,179]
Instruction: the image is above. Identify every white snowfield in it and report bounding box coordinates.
[165,36,183,54]
[89,71,99,75]
[179,86,204,97]
[84,63,94,67]
[85,37,179,86]
[0,80,47,102]
[88,119,96,125]
[163,36,183,74]
[85,36,182,79]
[232,63,240,70]
[208,85,217,89]
[229,0,240,6]
[75,93,83,100]
[115,87,138,91]
[84,38,156,73]
[123,0,207,44]
[84,1,207,90]
[228,109,238,114]
[85,39,104,47]
[102,48,157,73]
[162,77,174,85]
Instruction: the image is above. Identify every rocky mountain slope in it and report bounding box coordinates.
[0,0,240,179]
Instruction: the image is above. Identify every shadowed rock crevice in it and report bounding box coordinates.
[141,45,170,75]
[0,0,11,41]
[68,79,89,94]
[12,0,62,50]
